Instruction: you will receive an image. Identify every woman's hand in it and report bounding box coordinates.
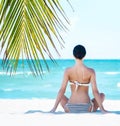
[50,108,56,113]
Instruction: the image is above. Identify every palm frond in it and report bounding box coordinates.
[0,0,70,76]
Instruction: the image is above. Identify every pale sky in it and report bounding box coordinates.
[56,0,120,59]
[0,0,120,59]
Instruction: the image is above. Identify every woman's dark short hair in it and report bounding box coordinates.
[73,45,86,59]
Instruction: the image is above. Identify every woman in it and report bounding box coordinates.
[50,45,108,113]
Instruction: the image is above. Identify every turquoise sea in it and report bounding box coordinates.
[0,59,120,100]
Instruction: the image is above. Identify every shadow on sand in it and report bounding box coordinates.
[25,110,64,114]
[25,110,120,115]
[108,111,120,114]
[95,110,120,115]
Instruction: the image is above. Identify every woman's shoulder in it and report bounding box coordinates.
[65,66,73,72]
[86,66,95,74]
[64,66,75,75]
[62,67,73,78]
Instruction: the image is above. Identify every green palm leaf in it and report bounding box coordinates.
[0,0,70,76]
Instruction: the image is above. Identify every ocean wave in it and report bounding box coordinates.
[0,71,47,76]
[104,72,120,75]
[0,88,25,92]
[0,72,7,75]
[117,83,120,87]
[43,84,52,88]
[0,71,31,76]
[3,88,13,92]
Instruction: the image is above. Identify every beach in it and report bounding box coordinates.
[0,60,120,126]
[0,99,120,126]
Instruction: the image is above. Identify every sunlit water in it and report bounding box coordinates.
[0,59,120,100]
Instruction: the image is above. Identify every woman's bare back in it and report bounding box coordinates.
[66,64,94,103]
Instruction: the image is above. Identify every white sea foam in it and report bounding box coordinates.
[0,71,47,76]
[104,72,120,75]
[43,84,52,88]
[3,88,13,92]
[0,71,32,76]
[0,72,7,75]
[117,83,120,87]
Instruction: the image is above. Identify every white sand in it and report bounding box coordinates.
[0,99,120,126]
